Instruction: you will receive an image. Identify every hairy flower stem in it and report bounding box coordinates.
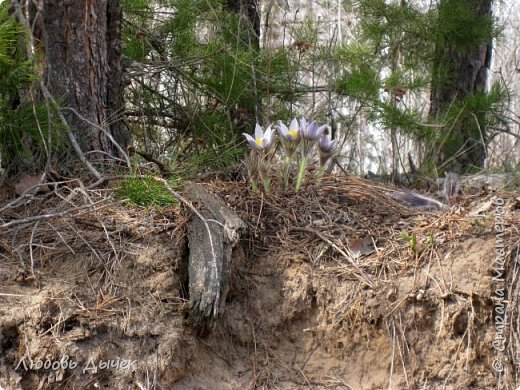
[259,152,272,193]
[295,155,307,192]
[251,178,258,193]
[316,164,325,186]
[283,156,291,190]
[263,176,270,193]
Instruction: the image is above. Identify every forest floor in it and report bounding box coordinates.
[0,174,519,389]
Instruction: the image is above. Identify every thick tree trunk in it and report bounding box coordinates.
[429,0,493,172]
[29,0,129,159]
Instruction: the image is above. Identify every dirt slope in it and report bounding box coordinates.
[0,177,519,389]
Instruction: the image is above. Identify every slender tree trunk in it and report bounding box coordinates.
[29,0,129,160]
[429,0,493,172]
[225,0,261,128]
[226,0,260,48]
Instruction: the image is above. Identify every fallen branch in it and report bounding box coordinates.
[62,107,132,168]
[0,198,114,229]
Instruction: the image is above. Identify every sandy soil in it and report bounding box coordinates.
[0,179,519,389]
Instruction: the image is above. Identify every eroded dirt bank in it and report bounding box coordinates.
[1,176,519,389]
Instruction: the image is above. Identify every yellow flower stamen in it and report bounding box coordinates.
[289,130,298,139]
[256,138,263,145]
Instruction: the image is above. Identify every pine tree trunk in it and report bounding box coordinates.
[226,0,260,48]
[226,0,261,127]
[429,0,493,172]
[29,0,129,159]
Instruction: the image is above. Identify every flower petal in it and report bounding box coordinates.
[289,118,299,133]
[263,126,274,146]
[277,121,289,137]
[254,123,263,140]
[243,133,260,150]
[299,117,308,132]
[316,124,329,139]
[305,121,318,139]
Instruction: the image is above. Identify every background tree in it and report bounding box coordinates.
[428,0,496,173]
[119,0,509,179]
[328,0,437,178]
[225,0,261,129]
[2,0,516,181]
[122,0,268,177]
[19,0,128,168]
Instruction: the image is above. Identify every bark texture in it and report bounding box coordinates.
[29,0,129,158]
[184,184,246,334]
[429,0,493,172]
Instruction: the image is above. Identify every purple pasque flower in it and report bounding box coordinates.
[301,121,328,141]
[318,134,338,165]
[277,118,300,158]
[298,118,329,155]
[318,134,338,153]
[277,119,300,142]
[243,123,275,152]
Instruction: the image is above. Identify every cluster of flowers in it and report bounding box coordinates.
[243,118,338,192]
